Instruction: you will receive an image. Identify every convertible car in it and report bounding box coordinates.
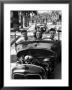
[11,40,61,79]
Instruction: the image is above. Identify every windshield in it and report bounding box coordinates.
[17,48,55,58]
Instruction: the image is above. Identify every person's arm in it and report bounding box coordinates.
[16,36,24,44]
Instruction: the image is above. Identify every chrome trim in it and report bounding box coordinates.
[12,73,42,79]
